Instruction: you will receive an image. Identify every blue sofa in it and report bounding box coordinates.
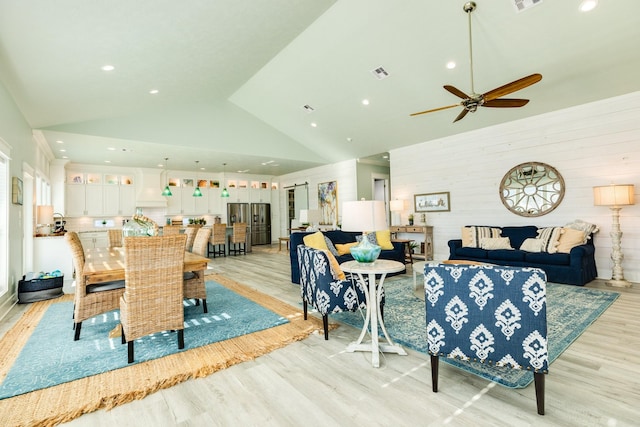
[448,225,597,286]
[289,230,406,284]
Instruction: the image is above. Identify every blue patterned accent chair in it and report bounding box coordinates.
[424,263,549,415]
[297,245,376,340]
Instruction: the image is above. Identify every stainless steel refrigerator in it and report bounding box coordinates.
[250,203,271,245]
[227,203,249,226]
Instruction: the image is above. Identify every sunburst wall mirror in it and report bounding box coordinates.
[499,161,565,217]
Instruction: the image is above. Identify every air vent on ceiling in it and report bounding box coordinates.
[371,67,390,80]
[512,0,543,13]
[302,104,315,113]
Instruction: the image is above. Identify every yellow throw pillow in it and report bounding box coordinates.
[375,230,394,250]
[323,250,346,281]
[557,228,587,253]
[335,242,358,256]
[303,231,329,251]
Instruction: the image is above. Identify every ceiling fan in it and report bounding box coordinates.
[410,2,542,122]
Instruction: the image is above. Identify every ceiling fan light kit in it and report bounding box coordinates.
[411,2,542,122]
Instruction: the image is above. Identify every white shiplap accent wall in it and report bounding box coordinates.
[278,160,357,238]
[391,91,640,283]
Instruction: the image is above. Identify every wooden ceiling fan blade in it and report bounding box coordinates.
[444,85,469,99]
[410,103,459,117]
[453,108,469,122]
[483,98,530,108]
[483,73,542,102]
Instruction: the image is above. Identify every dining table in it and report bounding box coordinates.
[83,246,210,284]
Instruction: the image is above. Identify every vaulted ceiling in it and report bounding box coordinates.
[1,0,638,175]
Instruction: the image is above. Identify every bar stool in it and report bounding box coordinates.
[228,223,247,256]
[209,223,227,257]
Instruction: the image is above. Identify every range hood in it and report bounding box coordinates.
[134,168,168,208]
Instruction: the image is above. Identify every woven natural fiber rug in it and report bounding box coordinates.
[0,274,322,427]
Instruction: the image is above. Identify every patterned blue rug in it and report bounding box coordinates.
[0,280,289,400]
[333,278,619,388]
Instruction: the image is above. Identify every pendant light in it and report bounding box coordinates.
[193,160,203,197]
[161,157,173,197]
[221,163,230,198]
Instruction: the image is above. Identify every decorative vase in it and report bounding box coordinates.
[123,208,158,237]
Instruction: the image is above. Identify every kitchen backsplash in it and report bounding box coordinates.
[64,208,219,232]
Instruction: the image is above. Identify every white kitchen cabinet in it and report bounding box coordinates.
[65,184,104,216]
[78,231,109,249]
[66,172,135,217]
[103,184,136,216]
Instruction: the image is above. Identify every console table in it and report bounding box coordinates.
[390,225,433,260]
[341,260,407,368]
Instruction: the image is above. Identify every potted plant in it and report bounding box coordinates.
[409,240,419,254]
[408,214,414,225]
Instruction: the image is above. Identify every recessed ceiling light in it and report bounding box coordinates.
[101,65,115,71]
[446,61,456,69]
[346,137,353,142]
[107,147,116,151]
[56,140,64,144]
[579,0,597,12]
[157,163,164,167]
[200,167,205,170]
[62,156,68,159]
[310,122,317,127]
[104,160,111,163]
[59,149,66,152]
[149,89,159,94]
[362,99,370,106]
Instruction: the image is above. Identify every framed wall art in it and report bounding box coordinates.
[12,176,23,205]
[318,181,338,225]
[414,191,450,212]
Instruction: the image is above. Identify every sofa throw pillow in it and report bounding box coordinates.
[537,227,564,254]
[556,227,588,253]
[323,250,346,281]
[564,219,599,241]
[480,237,513,250]
[303,231,329,251]
[375,230,394,250]
[356,232,378,246]
[520,238,544,253]
[323,236,340,256]
[335,242,358,256]
[462,226,502,248]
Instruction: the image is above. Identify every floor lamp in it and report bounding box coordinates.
[593,184,635,287]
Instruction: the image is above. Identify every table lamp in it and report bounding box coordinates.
[593,184,635,287]
[342,200,388,264]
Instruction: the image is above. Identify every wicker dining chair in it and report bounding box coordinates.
[120,234,187,363]
[162,225,182,236]
[184,226,198,251]
[184,227,211,312]
[229,222,247,255]
[108,229,123,247]
[65,231,125,341]
[209,223,227,258]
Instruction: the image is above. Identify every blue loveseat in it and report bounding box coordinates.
[448,225,597,286]
[289,230,406,284]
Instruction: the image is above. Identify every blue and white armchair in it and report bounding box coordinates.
[424,263,548,415]
[298,245,379,340]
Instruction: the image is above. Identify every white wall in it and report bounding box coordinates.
[390,91,640,283]
[278,159,357,237]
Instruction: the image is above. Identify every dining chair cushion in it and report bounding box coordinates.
[86,280,126,294]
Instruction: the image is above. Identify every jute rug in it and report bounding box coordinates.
[0,274,323,427]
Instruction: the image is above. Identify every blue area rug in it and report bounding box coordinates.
[333,278,619,388]
[0,280,289,400]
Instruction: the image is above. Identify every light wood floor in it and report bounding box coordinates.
[2,245,639,426]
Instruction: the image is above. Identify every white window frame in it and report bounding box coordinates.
[0,138,11,296]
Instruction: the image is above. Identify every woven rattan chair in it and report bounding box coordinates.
[229,222,247,255]
[184,227,211,312]
[108,229,123,247]
[65,231,125,341]
[208,223,227,258]
[184,226,199,251]
[120,234,187,363]
[162,225,181,236]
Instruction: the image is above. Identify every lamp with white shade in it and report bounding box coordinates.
[390,199,405,226]
[342,200,388,264]
[593,184,635,287]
